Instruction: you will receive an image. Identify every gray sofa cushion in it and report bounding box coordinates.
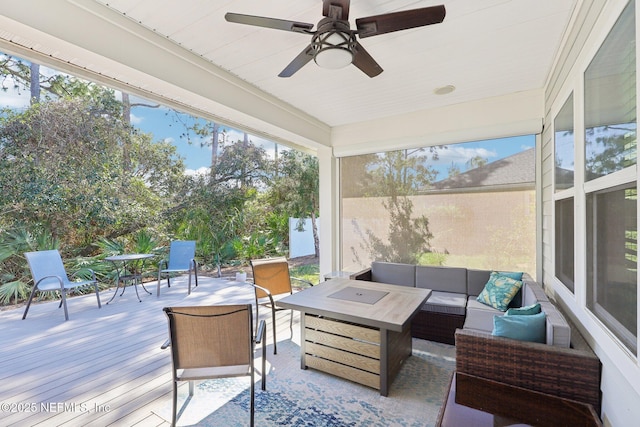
[416,266,467,293]
[464,297,503,332]
[466,269,491,296]
[540,301,571,347]
[422,291,467,315]
[522,277,549,305]
[371,261,416,287]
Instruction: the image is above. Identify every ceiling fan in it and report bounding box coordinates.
[225,0,446,78]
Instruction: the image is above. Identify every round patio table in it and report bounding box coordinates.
[104,254,155,303]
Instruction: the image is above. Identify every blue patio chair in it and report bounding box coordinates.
[156,240,198,296]
[23,249,101,321]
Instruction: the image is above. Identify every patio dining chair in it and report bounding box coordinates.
[156,240,198,296]
[163,304,266,427]
[250,257,314,354]
[23,249,101,321]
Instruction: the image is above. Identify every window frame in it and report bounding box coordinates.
[553,92,576,293]
[580,0,638,356]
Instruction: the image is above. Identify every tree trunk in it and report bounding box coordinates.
[210,122,220,179]
[274,142,279,178]
[121,93,132,172]
[242,132,249,187]
[29,63,40,104]
[311,209,319,258]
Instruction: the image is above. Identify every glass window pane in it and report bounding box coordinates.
[584,1,636,181]
[587,185,637,355]
[555,198,574,292]
[555,94,574,191]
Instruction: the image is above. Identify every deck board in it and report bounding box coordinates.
[0,275,285,426]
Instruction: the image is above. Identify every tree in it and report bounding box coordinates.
[0,89,185,249]
[268,150,320,257]
[1,53,77,100]
[466,155,488,170]
[185,120,223,179]
[348,148,442,265]
[358,194,433,264]
[585,124,636,180]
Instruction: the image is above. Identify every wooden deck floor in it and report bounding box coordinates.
[0,276,292,426]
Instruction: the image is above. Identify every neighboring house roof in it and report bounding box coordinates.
[427,148,535,193]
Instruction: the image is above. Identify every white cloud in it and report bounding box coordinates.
[432,146,497,164]
[129,113,143,125]
[184,166,210,177]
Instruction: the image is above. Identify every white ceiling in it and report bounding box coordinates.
[0,0,577,152]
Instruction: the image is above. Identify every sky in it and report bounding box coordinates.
[128,102,279,176]
[422,135,534,179]
[1,53,534,178]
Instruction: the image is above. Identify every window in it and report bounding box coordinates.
[584,2,636,181]
[584,1,637,355]
[554,94,575,292]
[587,185,637,354]
[555,94,574,191]
[555,198,574,292]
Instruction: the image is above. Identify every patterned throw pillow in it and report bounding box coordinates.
[476,272,523,311]
[496,271,523,281]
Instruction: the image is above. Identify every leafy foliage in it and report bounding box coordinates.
[346,150,439,265]
[267,150,319,256]
[0,91,185,249]
[0,55,320,305]
[357,195,433,265]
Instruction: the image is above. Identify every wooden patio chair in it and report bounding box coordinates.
[250,257,314,354]
[162,304,266,427]
[23,249,101,321]
[157,240,198,296]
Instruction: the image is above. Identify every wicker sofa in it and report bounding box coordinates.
[351,261,570,346]
[352,261,602,410]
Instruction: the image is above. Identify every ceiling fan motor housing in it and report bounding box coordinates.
[312,18,356,69]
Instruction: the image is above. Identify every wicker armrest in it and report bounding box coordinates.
[350,268,372,281]
[455,328,601,411]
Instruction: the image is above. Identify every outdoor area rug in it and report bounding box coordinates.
[154,338,455,426]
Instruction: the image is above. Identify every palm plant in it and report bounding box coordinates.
[0,225,59,304]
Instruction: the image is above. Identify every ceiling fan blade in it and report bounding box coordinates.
[323,0,350,20]
[352,42,383,78]
[225,13,314,34]
[278,45,316,77]
[355,5,446,38]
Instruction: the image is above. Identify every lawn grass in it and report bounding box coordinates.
[290,263,320,286]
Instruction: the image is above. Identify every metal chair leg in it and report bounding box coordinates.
[22,287,38,320]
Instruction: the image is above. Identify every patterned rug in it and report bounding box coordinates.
[155,338,455,426]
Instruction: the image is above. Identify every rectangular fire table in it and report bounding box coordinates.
[277,278,431,396]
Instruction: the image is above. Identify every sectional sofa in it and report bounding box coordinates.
[351,261,569,346]
[351,261,602,410]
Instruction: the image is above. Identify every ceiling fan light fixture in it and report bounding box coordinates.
[312,21,354,69]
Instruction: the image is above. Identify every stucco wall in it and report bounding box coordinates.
[342,190,536,274]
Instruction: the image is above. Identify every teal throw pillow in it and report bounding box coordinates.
[496,271,524,281]
[505,303,541,316]
[476,272,523,311]
[492,311,546,343]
